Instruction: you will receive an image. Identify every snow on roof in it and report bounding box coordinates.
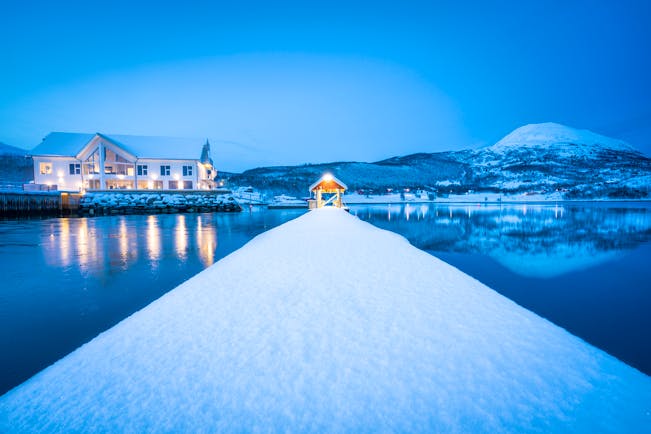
[30,132,206,160]
[309,174,348,191]
[1,209,649,432]
[29,132,95,156]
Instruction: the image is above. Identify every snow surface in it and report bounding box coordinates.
[30,132,206,160]
[488,122,638,154]
[1,209,650,432]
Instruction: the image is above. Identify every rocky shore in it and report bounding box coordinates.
[78,191,242,216]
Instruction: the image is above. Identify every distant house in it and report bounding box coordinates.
[30,133,217,191]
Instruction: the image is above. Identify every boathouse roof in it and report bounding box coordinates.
[30,132,207,161]
[309,174,347,192]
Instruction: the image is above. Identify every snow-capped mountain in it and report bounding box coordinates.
[464,123,649,196]
[487,122,637,154]
[227,123,651,199]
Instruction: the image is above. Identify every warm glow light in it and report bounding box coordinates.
[173,174,180,181]
[147,215,161,265]
[175,215,188,261]
[147,180,154,189]
[323,173,333,182]
[117,174,125,180]
[196,215,217,266]
[58,218,70,267]
[88,174,94,179]
[57,170,64,177]
[151,174,158,180]
[119,218,129,264]
[77,219,89,269]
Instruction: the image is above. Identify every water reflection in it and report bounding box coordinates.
[353,203,651,278]
[77,219,91,270]
[119,217,129,264]
[59,218,70,268]
[39,214,225,277]
[196,215,217,267]
[146,215,161,265]
[175,215,188,262]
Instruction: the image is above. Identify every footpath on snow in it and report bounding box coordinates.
[1,208,649,432]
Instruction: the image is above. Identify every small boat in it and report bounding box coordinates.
[268,195,308,209]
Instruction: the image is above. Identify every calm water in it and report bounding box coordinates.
[0,208,306,395]
[352,202,651,376]
[1,204,650,395]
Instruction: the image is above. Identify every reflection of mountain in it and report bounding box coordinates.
[353,204,651,278]
[489,248,621,279]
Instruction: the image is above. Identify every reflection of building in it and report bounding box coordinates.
[30,133,216,191]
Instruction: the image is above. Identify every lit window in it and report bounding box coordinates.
[39,162,52,175]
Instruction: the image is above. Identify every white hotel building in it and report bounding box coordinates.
[30,132,217,191]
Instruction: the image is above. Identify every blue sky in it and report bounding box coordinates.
[1,0,650,171]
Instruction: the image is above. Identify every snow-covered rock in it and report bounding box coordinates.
[0,209,649,432]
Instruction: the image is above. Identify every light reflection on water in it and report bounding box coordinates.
[351,202,651,375]
[0,208,306,395]
[147,214,161,265]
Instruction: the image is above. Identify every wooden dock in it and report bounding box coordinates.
[0,191,69,218]
[0,190,240,218]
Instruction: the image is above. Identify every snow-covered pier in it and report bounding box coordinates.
[1,209,649,432]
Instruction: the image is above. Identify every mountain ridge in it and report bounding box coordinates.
[226,123,651,199]
[0,142,28,156]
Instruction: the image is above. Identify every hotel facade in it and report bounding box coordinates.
[30,132,217,191]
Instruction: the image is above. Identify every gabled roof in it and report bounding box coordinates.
[30,132,207,160]
[30,133,94,157]
[310,174,347,192]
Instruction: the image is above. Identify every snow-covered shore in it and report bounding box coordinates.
[1,209,649,432]
[343,191,651,204]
